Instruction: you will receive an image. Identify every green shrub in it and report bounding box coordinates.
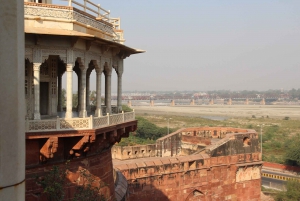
[36,164,107,201]
[36,165,68,201]
[276,180,300,201]
[122,105,133,112]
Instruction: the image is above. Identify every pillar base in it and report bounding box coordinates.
[34,113,41,120]
[95,108,102,117]
[106,107,111,115]
[117,105,122,113]
[65,111,73,118]
[79,110,87,118]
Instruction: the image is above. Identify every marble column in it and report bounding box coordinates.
[0,0,25,199]
[105,68,112,114]
[66,64,73,118]
[33,63,41,120]
[79,66,87,118]
[117,73,123,113]
[57,74,63,112]
[86,73,91,113]
[95,69,102,117]
[77,72,81,112]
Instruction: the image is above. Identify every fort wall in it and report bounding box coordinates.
[264,162,300,173]
[25,121,137,201]
[113,127,262,201]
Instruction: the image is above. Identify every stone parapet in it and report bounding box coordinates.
[113,153,262,201]
[24,2,115,41]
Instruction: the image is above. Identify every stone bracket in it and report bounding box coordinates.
[69,134,96,157]
[40,137,58,162]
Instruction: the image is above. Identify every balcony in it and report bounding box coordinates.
[26,111,135,132]
[24,0,124,43]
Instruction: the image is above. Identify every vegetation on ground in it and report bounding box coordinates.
[36,163,106,201]
[129,112,300,166]
[275,180,300,201]
[117,116,175,146]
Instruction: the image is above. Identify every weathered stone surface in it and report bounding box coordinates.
[113,127,262,201]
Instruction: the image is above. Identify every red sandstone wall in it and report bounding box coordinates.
[26,150,115,201]
[181,135,211,145]
[182,127,249,133]
[264,162,300,172]
[115,153,262,201]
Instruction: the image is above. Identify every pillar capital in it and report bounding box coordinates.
[95,67,103,74]
[79,65,87,73]
[33,63,41,71]
[104,65,112,76]
[66,63,73,72]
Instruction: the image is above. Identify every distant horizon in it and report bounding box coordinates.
[65,88,299,94]
[55,0,300,92]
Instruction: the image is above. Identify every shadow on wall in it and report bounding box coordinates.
[127,177,206,201]
[127,178,169,201]
[26,150,115,201]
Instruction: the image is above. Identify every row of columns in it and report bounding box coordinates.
[32,60,123,120]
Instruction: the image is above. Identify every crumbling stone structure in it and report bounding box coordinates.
[113,127,262,201]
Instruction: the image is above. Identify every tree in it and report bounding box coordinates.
[61,88,66,108]
[89,90,96,106]
[122,104,133,112]
[73,92,78,108]
[135,116,169,140]
[37,165,67,201]
[37,164,107,201]
[284,134,300,166]
[276,180,300,201]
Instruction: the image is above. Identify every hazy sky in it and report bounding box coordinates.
[54,0,300,92]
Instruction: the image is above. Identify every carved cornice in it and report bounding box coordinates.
[24,2,73,10]
[42,49,67,61]
[24,5,73,19]
[86,51,101,64]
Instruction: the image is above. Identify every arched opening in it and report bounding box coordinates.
[243,137,250,147]
[185,189,204,201]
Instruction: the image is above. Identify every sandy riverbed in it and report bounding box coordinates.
[132,105,300,119]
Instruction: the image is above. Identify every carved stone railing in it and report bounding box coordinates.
[26,111,135,132]
[24,2,114,40]
[111,105,118,114]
